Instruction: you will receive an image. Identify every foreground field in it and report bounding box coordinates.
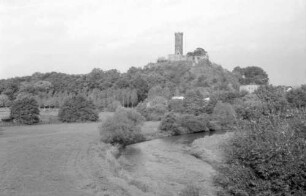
[0,123,103,196]
[0,113,228,196]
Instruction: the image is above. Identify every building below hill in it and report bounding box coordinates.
[239,84,260,93]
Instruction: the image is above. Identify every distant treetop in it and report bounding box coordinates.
[187,48,207,57]
[233,66,269,85]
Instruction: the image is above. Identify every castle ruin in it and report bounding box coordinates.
[167,32,208,63]
[175,32,183,55]
[168,32,187,61]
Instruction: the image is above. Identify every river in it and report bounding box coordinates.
[119,131,223,196]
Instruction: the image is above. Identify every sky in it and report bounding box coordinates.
[0,0,305,86]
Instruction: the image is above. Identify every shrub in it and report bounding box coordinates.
[58,95,98,122]
[10,96,40,125]
[159,112,182,135]
[183,89,206,115]
[136,96,168,121]
[168,99,185,113]
[216,114,306,196]
[106,100,122,112]
[255,85,288,115]
[160,113,210,135]
[286,86,306,108]
[115,107,145,126]
[100,108,145,146]
[179,114,210,133]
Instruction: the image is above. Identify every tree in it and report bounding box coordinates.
[286,86,306,108]
[58,96,98,122]
[130,75,149,102]
[2,80,19,100]
[159,112,181,135]
[183,89,205,115]
[255,85,288,115]
[187,48,207,57]
[99,108,145,146]
[212,101,236,129]
[233,66,269,85]
[0,94,10,107]
[137,96,169,120]
[10,96,40,124]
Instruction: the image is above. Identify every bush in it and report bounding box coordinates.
[168,99,185,113]
[100,108,145,146]
[179,114,210,133]
[286,86,306,108]
[159,112,182,135]
[216,114,306,196]
[136,96,168,121]
[114,107,145,126]
[159,112,210,135]
[58,95,98,122]
[106,100,122,112]
[10,96,40,125]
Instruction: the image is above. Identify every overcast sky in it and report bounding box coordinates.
[0,0,305,85]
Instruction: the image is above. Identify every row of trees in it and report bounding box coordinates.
[7,95,99,125]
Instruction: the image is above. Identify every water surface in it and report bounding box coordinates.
[120,132,222,195]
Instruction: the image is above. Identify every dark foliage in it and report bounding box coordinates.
[233,66,269,85]
[168,99,185,113]
[186,48,207,57]
[255,85,288,115]
[183,89,206,115]
[159,112,182,135]
[286,86,306,108]
[58,96,98,122]
[179,114,210,133]
[136,96,168,121]
[159,112,210,135]
[10,96,40,125]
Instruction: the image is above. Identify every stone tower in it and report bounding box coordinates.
[175,32,183,55]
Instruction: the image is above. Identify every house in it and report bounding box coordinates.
[171,96,184,100]
[239,84,260,93]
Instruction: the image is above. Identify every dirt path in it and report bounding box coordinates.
[0,123,107,196]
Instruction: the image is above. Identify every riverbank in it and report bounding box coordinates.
[110,123,233,196]
[188,132,234,165]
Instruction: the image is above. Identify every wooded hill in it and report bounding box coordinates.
[0,58,241,109]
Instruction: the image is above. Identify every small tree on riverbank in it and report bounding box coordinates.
[100,108,145,146]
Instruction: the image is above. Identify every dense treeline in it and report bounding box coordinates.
[0,59,240,110]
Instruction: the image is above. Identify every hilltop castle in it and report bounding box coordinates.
[167,32,208,63]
